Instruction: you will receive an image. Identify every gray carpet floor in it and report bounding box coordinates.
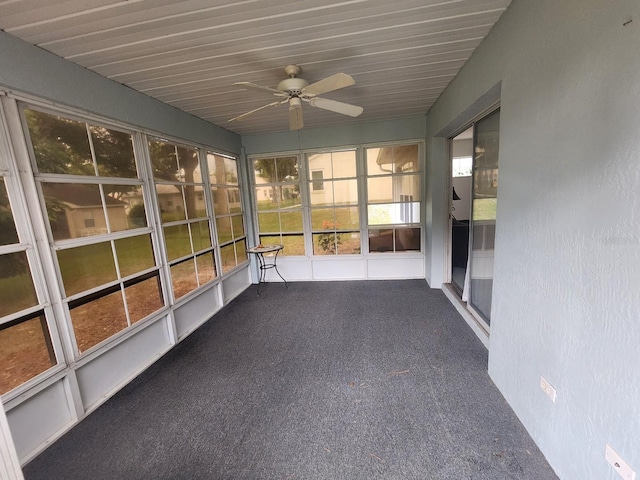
[24,280,558,479]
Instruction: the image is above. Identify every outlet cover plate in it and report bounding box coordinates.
[539,376,557,402]
[606,444,636,480]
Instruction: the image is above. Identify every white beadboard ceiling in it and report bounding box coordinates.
[0,0,511,136]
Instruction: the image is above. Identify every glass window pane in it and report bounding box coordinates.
[118,186,147,229]
[25,109,94,175]
[191,220,211,253]
[392,144,419,172]
[0,252,38,317]
[212,186,229,215]
[70,289,128,353]
[0,179,19,245]
[102,185,139,232]
[235,239,247,264]
[0,314,55,395]
[148,139,179,181]
[90,126,137,178]
[176,146,200,183]
[396,227,421,251]
[473,197,497,222]
[313,232,337,255]
[366,147,388,176]
[254,157,299,183]
[367,175,419,205]
[163,224,192,261]
[311,170,325,191]
[57,242,117,296]
[368,203,420,226]
[259,235,305,256]
[125,275,164,323]
[255,186,278,211]
[452,156,473,177]
[308,153,332,177]
[309,179,332,206]
[397,173,420,200]
[275,157,298,182]
[335,206,360,230]
[219,243,236,274]
[331,150,357,178]
[196,251,216,285]
[337,232,361,255]
[114,234,155,278]
[157,184,186,223]
[228,188,242,213]
[216,216,232,244]
[170,259,198,300]
[367,145,418,175]
[280,210,303,231]
[224,158,238,184]
[43,183,107,240]
[279,185,300,208]
[369,229,394,252]
[310,208,334,231]
[185,185,206,219]
[367,176,393,203]
[257,212,280,233]
[208,153,225,184]
[474,112,500,169]
[333,179,358,205]
[253,158,275,184]
[368,204,393,225]
[473,168,499,203]
[231,214,244,239]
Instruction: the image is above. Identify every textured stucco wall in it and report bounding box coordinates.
[241,115,426,155]
[425,1,640,478]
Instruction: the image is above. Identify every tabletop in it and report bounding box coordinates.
[247,244,284,254]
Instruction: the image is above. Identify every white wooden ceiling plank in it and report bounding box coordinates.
[131,39,479,98]
[100,22,488,85]
[141,63,461,112]
[89,12,499,77]
[45,0,373,58]
[0,0,136,29]
[49,0,505,61]
[7,0,195,41]
[128,51,469,97]
[18,0,472,46]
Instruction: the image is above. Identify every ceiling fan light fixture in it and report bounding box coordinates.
[289,97,302,110]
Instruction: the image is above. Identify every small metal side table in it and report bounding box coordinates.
[247,244,288,295]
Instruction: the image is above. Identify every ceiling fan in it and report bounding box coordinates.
[228,65,363,130]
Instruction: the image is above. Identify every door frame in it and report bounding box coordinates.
[441,99,501,346]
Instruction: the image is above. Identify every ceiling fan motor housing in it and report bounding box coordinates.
[277,77,309,96]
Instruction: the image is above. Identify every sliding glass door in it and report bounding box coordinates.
[468,109,500,324]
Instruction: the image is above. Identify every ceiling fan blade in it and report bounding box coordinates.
[289,98,304,130]
[302,73,355,96]
[233,81,286,96]
[228,100,286,123]
[308,97,363,117]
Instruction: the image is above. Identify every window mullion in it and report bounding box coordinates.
[136,132,171,307]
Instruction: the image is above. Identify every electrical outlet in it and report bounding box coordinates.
[606,444,636,480]
[539,376,557,402]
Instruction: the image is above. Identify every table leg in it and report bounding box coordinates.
[256,252,265,296]
[272,249,288,289]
